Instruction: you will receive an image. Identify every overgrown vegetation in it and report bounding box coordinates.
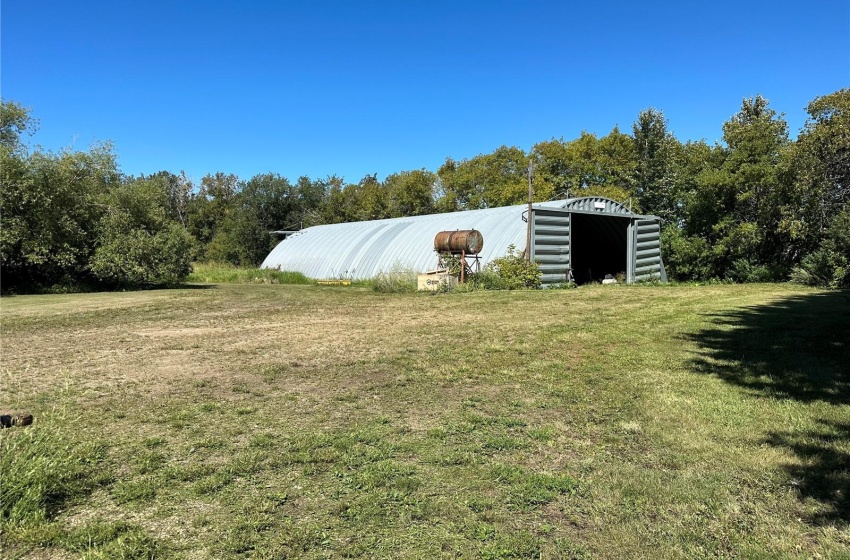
[482,245,543,290]
[430,247,544,292]
[0,101,193,292]
[371,265,418,293]
[2,284,847,557]
[186,262,311,285]
[790,210,850,289]
[0,409,108,526]
[0,407,165,557]
[437,246,543,292]
[3,89,849,292]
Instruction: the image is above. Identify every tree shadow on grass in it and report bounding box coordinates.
[765,420,849,525]
[0,282,215,296]
[687,291,849,405]
[686,290,850,525]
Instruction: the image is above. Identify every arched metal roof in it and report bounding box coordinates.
[562,196,633,214]
[260,198,638,279]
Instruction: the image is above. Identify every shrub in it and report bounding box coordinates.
[90,219,194,288]
[791,247,849,289]
[791,211,850,289]
[0,142,118,292]
[548,281,578,290]
[467,268,506,291]
[726,258,773,283]
[660,227,716,281]
[437,253,463,276]
[451,247,542,291]
[484,245,542,290]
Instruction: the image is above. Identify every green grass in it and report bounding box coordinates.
[0,409,109,525]
[1,283,848,558]
[186,262,311,284]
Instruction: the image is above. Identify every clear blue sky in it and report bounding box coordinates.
[2,0,848,184]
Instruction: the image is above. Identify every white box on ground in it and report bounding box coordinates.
[417,272,458,291]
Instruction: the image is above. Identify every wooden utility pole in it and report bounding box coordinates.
[525,161,533,261]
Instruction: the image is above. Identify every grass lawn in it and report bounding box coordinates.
[1,283,848,559]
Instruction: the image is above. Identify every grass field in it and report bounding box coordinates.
[1,283,848,559]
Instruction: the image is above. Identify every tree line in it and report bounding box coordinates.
[1,88,847,292]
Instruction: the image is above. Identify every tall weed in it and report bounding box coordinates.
[187,262,311,284]
[372,265,418,293]
[0,410,108,525]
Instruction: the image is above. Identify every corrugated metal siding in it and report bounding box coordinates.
[562,197,633,214]
[632,218,663,281]
[262,200,566,279]
[261,197,666,283]
[531,209,571,285]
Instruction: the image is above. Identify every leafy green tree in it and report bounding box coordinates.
[791,210,850,288]
[90,177,194,287]
[670,140,718,227]
[660,140,723,280]
[718,95,790,278]
[533,134,599,197]
[319,177,350,224]
[294,175,333,228]
[241,173,296,232]
[0,105,120,289]
[1,99,36,152]
[785,89,850,253]
[438,146,531,210]
[1,100,195,290]
[799,89,850,208]
[186,172,240,258]
[433,160,461,212]
[598,126,637,195]
[532,128,636,206]
[632,108,679,222]
[353,173,389,221]
[385,169,436,217]
[664,96,791,281]
[783,88,850,287]
[659,227,716,280]
[142,171,194,227]
[205,173,297,266]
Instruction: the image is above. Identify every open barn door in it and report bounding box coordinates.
[630,218,666,282]
[530,208,571,285]
[530,203,667,286]
[569,213,629,284]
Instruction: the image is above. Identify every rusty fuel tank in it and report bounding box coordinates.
[434,230,484,254]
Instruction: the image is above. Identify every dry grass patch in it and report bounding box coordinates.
[1,283,848,558]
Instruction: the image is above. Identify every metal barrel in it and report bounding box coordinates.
[434,230,484,254]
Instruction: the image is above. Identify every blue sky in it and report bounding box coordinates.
[2,1,848,184]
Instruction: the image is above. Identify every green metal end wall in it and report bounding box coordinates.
[531,208,572,285]
[530,206,666,285]
[630,219,666,282]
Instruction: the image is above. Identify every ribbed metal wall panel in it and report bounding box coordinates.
[262,200,566,279]
[562,197,633,214]
[631,218,664,282]
[531,209,571,285]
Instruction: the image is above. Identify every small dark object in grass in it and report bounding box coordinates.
[0,412,34,428]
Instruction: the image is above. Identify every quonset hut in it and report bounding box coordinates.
[260,197,667,285]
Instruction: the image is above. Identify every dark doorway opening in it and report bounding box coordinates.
[570,213,629,284]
